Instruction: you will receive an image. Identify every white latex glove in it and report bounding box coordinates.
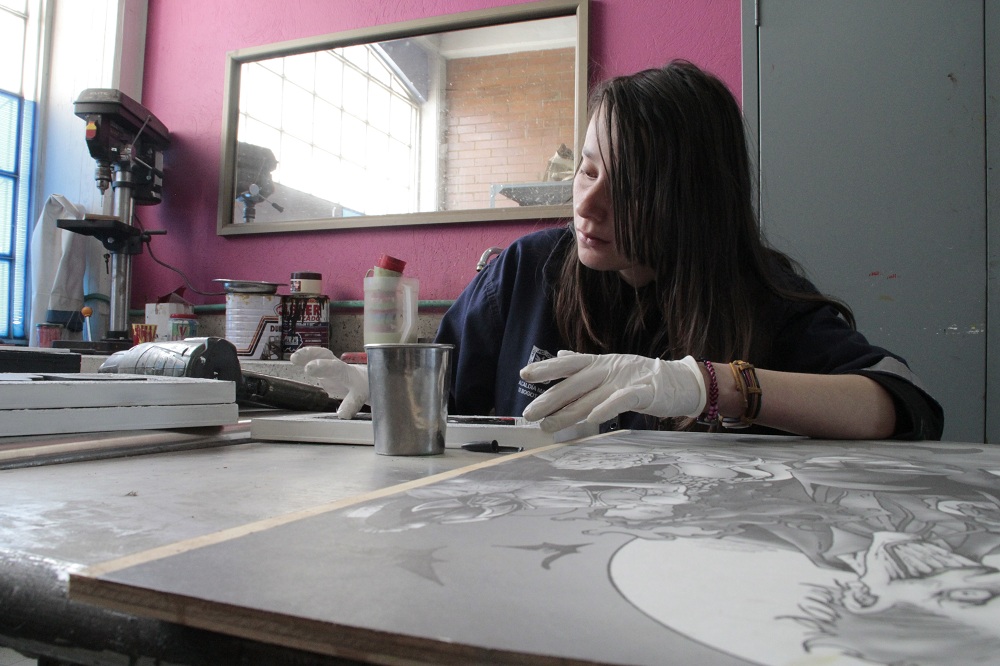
[520,351,706,433]
[290,347,369,419]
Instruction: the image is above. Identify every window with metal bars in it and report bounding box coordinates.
[0,0,34,341]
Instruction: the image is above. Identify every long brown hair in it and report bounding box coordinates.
[554,60,854,363]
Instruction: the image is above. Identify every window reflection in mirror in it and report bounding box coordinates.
[220,1,585,233]
[236,43,422,222]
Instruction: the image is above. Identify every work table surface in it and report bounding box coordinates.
[0,425,511,666]
[1,432,486,566]
[2,427,998,666]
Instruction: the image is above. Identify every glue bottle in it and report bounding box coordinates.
[363,255,418,344]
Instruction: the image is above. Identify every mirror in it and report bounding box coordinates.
[217,0,588,235]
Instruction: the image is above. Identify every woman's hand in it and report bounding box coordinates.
[290,347,369,419]
[520,351,706,432]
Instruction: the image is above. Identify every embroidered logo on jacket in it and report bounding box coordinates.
[518,345,555,400]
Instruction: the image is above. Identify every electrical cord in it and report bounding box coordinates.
[134,214,227,296]
[143,238,227,296]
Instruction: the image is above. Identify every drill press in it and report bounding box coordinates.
[56,88,170,350]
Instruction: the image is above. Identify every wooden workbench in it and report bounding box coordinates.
[0,424,510,665]
[5,427,997,665]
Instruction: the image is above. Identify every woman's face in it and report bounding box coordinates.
[573,106,655,287]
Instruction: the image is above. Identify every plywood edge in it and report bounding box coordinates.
[68,574,595,666]
[0,427,237,467]
[76,443,567,578]
[250,412,558,448]
[2,403,240,437]
[0,374,237,407]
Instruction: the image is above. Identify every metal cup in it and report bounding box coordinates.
[365,343,453,456]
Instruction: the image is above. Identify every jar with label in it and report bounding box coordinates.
[36,322,62,347]
[289,272,323,295]
[281,294,330,358]
[169,313,199,341]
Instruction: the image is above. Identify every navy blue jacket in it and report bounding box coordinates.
[435,226,943,439]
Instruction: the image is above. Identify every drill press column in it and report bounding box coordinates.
[109,171,136,334]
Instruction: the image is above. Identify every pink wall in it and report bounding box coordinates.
[136,0,741,306]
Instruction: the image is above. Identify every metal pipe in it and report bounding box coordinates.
[108,172,135,336]
[476,246,503,272]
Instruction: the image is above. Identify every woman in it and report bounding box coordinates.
[296,61,942,440]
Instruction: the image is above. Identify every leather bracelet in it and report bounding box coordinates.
[721,360,761,428]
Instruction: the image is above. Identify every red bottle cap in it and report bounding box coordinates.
[376,254,406,274]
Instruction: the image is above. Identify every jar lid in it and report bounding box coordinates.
[376,254,406,273]
[290,271,322,280]
[212,278,282,294]
[170,313,198,318]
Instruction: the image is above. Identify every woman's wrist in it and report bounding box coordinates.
[699,360,761,425]
[716,367,745,419]
[702,360,750,419]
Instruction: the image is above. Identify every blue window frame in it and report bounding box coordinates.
[0,89,33,340]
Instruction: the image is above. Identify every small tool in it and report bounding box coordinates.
[461,440,523,453]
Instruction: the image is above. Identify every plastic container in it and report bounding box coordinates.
[36,323,62,348]
[363,276,418,345]
[169,313,199,341]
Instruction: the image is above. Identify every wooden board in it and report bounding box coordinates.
[69,432,1000,665]
[2,403,239,437]
[0,346,81,373]
[249,412,590,448]
[0,373,236,409]
[0,422,246,468]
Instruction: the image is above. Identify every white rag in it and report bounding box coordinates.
[28,194,109,345]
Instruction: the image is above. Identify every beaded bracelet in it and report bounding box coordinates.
[721,360,762,428]
[696,359,720,427]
